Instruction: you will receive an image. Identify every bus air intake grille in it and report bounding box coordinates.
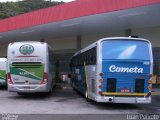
[135,79,144,93]
[12,62,41,68]
[107,78,116,92]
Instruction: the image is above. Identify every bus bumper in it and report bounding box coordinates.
[95,96,151,103]
[8,84,49,93]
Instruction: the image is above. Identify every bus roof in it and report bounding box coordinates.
[8,41,46,45]
[8,41,52,50]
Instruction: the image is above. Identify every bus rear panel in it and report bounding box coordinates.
[95,38,152,103]
[7,42,51,93]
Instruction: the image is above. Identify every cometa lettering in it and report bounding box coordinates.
[109,65,143,73]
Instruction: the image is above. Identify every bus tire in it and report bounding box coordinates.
[49,87,53,95]
[85,88,91,102]
[52,86,55,93]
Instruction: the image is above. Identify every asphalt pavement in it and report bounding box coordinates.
[0,84,159,120]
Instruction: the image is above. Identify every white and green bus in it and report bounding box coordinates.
[7,41,55,94]
[0,58,7,86]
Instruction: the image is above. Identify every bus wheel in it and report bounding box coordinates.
[85,88,91,102]
[49,87,53,95]
[52,86,55,93]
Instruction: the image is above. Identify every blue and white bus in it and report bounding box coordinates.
[70,37,153,103]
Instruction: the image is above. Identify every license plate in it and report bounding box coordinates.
[121,89,130,93]
[23,86,30,89]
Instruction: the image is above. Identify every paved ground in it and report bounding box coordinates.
[0,84,160,120]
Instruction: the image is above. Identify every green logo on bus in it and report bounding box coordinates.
[19,44,34,55]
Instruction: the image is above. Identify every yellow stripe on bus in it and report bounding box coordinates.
[102,92,147,96]
[84,62,90,97]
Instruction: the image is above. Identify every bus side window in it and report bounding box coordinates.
[87,52,89,65]
[87,47,96,65]
[84,52,87,64]
[80,54,82,65]
[78,55,80,66]
[82,53,85,65]
[85,52,88,65]
[74,57,76,66]
[88,51,91,65]
[93,47,96,64]
[76,57,78,66]
[91,55,94,64]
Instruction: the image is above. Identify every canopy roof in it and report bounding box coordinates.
[0,0,160,42]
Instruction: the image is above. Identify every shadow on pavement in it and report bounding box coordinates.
[0,86,7,90]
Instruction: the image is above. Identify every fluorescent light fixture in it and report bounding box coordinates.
[61,22,81,28]
[21,30,35,34]
[118,12,146,18]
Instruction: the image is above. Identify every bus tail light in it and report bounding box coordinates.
[148,80,152,84]
[99,85,103,89]
[99,73,103,77]
[7,73,14,84]
[99,79,103,83]
[148,74,153,83]
[99,73,103,95]
[41,73,48,84]
[148,86,152,90]
[98,91,102,95]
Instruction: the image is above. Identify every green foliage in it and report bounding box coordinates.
[0,0,64,19]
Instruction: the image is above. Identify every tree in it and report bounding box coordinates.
[0,0,64,19]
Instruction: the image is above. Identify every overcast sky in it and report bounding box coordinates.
[0,0,75,2]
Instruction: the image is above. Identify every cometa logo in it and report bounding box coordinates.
[19,44,34,55]
[109,65,143,73]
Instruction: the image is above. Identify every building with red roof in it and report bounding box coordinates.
[0,0,160,78]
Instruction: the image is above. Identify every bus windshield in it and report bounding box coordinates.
[102,39,150,60]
